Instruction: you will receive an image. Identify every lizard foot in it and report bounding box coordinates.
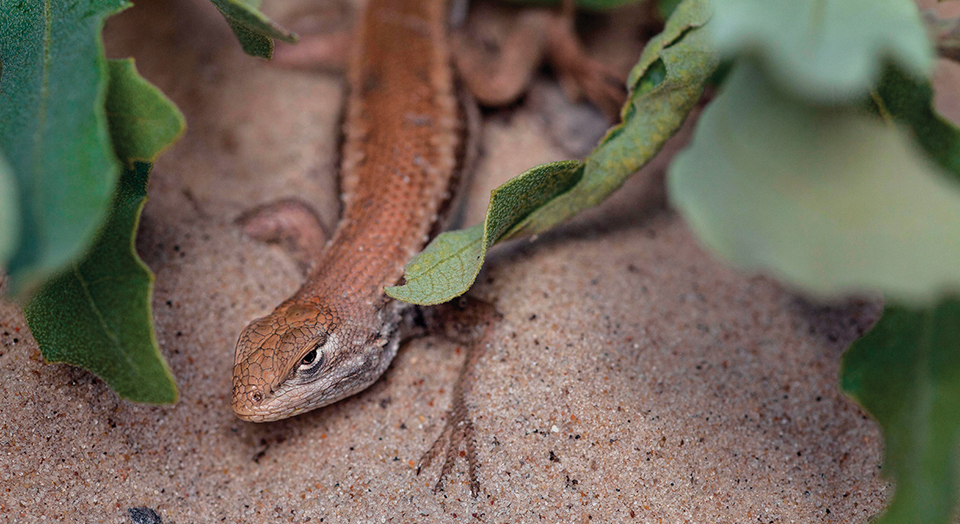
[452,4,551,107]
[545,0,628,120]
[417,376,481,498]
[452,0,627,119]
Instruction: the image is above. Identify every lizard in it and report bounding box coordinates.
[232,0,627,495]
[232,0,466,422]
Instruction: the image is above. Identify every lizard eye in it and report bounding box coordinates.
[297,345,324,375]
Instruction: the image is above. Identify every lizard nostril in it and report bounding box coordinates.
[251,390,263,403]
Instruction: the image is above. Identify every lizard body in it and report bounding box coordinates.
[232,0,464,422]
[233,0,625,430]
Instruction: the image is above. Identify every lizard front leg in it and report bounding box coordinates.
[235,198,330,274]
[415,296,503,498]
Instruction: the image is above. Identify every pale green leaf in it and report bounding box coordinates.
[387,161,583,305]
[668,63,960,302]
[506,0,716,239]
[709,0,934,102]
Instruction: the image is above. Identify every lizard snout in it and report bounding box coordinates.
[231,369,287,422]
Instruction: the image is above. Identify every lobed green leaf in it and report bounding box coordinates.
[208,0,298,59]
[388,0,717,305]
[708,0,934,103]
[841,299,960,524]
[668,63,960,303]
[24,59,185,404]
[25,164,177,403]
[105,59,187,165]
[0,0,130,299]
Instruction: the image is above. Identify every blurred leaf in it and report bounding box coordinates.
[668,63,960,303]
[709,0,934,103]
[24,59,185,403]
[388,0,717,305]
[841,298,960,524]
[874,66,960,179]
[0,152,18,264]
[208,0,298,59]
[0,0,130,299]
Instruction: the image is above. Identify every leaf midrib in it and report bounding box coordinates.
[72,261,137,373]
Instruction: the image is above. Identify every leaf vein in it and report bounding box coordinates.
[72,262,134,371]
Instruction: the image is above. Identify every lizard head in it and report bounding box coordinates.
[232,301,400,422]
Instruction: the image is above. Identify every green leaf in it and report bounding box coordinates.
[0,152,18,264]
[389,0,717,305]
[25,164,176,403]
[386,161,583,305]
[0,0,130,299]
[874,66,960,180]
[709,0,934,103]
[668,63,960,303]
[208,0,298,59]
[23,59,185,404]
[841,299,960,524]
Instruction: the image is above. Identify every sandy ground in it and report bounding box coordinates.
[5,0,942,521]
